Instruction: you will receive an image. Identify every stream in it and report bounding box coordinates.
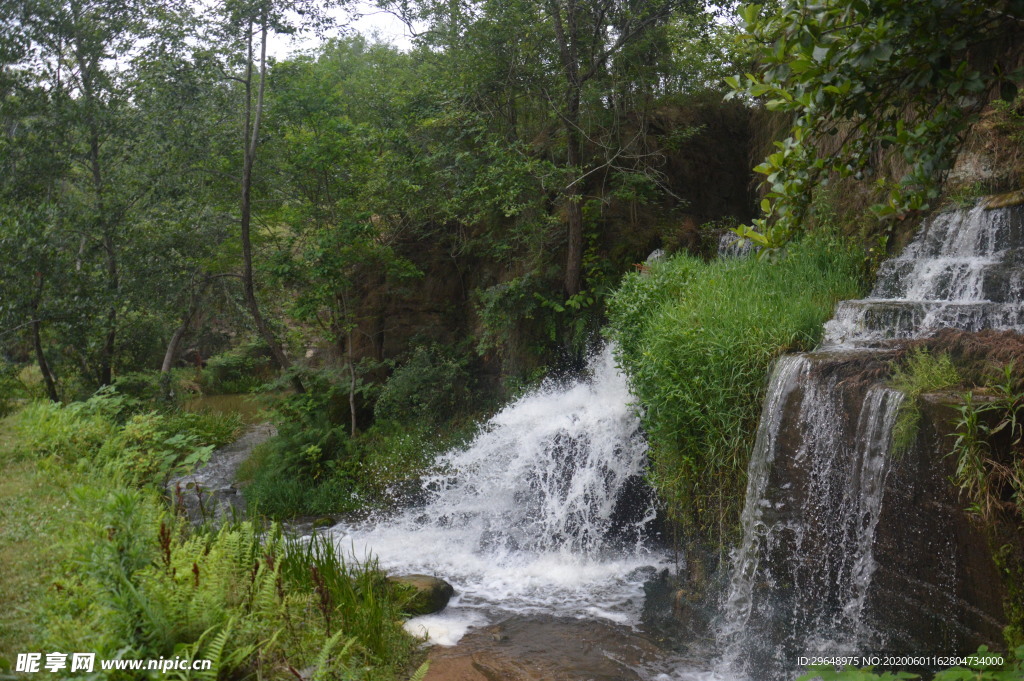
[325,346,729,680]
[322,202,1023,680]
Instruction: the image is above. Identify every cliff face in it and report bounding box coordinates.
[719,201,1024,677]
[867,393,1007,652]
[340,100,755,390]
[718,351,1010,681]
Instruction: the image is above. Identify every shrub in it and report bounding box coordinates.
[6,390,416,680]
[606,232,865,539]
[97,411,216,485]
[200,341,274,395]
[375,344,475,428]
[244,421,438,519]
[0,358,25,417]
[162,409,243,450]
[112,370,177,403]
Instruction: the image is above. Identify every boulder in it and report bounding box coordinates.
[388,574,454,616]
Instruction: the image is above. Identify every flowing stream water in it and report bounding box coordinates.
[326,203,1022,680]
[328,346,674,654]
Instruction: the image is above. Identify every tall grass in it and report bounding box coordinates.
[606,233,865,540]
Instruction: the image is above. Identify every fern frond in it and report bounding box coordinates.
[409,660,430,681]
[311,629,356,681]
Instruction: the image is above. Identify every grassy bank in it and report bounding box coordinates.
[606,233,866,541]
[0,397,420,680]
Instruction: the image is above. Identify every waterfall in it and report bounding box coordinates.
[823,202,1024,348]
[329,344,667,643]
[718,356,903,676]
[718,230,757,258]
[718,202,1023,679]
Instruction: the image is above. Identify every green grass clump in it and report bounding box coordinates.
[889,348,961,453]
[12,397,117,459]
[605,233,865,539]
[163,408,244,449]
[10,388,242,487]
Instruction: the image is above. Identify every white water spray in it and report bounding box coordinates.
[329,345,667,643]
[823,203,1024,348]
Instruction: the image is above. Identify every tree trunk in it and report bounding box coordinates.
[563,118,584,298]
[161,322,188,374]
[91,132,118,387]
[550,0,585,298]
[31,275,59,403]
[338,291,359,436]
[239,18,304,393]
[347,333,358,436]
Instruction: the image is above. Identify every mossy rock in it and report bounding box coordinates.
[388,574,455,616]
[984,189,1024,209]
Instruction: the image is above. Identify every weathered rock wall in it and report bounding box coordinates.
[336,100,755,395]
[866,393,1006,652]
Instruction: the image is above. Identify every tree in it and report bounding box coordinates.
[727,0,1023,249]
[266,43,422,433]
[6,0,163,385]
[542,0,692,296]
[0,207,69,402]
[208,0,340,393]
[386,0,698,298]
[124,18,243,382]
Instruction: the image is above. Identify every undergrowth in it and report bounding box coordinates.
[11,388,242,487]
[605,231,865,540]
[200,341,275,395]
[242,359,476,520]
[0,391,420,680]
[243,421,444,520]
[44,492,417,680]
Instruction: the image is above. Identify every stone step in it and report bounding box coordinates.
[822,300,1024,347]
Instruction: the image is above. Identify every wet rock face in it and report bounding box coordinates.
[389,574,455,616]
[724,353,904,673]
[866,394,1006,652]
[722,352,1006,678]
[721,203,1024,679]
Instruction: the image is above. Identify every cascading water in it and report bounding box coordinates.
[823,202,1024,347]
[718,230,758,259]
[329,345,668,645]
[717,356,903,677]
[322,203,1019,680]
[716,202,1024,679]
